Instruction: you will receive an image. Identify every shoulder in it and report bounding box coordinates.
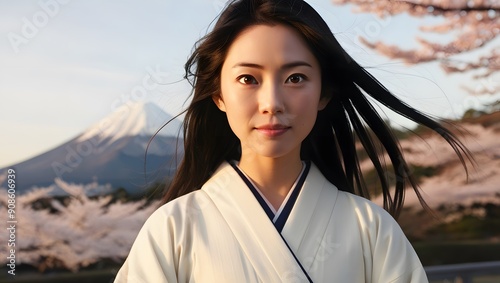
[308,163,397,228]
[115,191,212,283]
[147,189,212,225]
[317,177,404,243]
[340,191,394,221]
[125,190,212,252]
[333,190,426,281]
[144,161,235,229]
[335,189,403,236]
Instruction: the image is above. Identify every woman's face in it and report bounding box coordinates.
[216,24,328,161]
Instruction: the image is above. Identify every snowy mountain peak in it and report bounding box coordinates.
[77,102,182,144]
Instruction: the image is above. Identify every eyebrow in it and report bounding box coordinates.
[232,61,313,69]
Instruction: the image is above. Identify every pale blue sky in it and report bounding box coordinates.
[1,0,498,167]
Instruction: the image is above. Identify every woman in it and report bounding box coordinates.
[115,0,470,282]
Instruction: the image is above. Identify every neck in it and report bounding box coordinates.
[238,150,303,210]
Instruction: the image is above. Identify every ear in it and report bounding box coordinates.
[318,96,331,111]
[212,94,227,112]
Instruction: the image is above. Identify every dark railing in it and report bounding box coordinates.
[426,261,500,283]
[3,262,500,283]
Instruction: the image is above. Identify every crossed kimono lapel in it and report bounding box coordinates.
[202,162,311,282]
[281,163,339,274]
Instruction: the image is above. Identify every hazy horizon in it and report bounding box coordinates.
[1,0,498,167]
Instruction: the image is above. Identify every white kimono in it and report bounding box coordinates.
[115,162,428,283]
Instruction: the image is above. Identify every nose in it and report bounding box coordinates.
[258,81,285,114]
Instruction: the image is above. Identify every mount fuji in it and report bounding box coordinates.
[2,102,184,195]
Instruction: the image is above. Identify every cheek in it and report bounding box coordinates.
[224,97,254,118]
[223,102,253,136]
[294,89,322,114]
[293,91,322,127]
[223,89,257,114]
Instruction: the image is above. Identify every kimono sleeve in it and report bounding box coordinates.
[364,201,428,283]
[114,205,182,283]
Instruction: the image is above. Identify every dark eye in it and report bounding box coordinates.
[237,75,258,85]
[286,74,306,84]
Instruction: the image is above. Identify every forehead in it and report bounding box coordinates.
[223,24,318,67]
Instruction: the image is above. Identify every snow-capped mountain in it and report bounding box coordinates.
[78,102,182,146]
[2,102,184,195]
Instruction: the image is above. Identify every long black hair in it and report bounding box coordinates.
[161,0,472,218]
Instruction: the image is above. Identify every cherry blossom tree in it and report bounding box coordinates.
[0,179,158,272]
[333,0,500,95]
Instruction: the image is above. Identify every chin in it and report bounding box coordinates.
[251,146,298,160]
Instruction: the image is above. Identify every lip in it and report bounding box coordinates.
[255,124,291,137]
